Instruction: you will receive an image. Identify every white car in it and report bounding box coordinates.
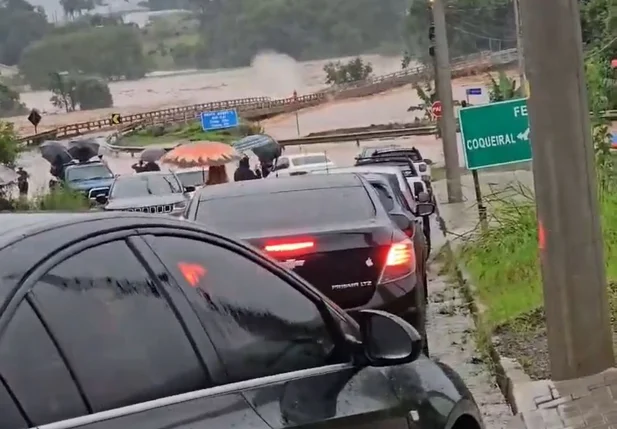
[268,152,336,177]
[358,145,431,183]
[169,166,208,198]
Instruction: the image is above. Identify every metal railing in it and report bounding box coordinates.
[106,125,440,154]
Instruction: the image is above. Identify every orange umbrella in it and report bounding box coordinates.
[160,141,242,168]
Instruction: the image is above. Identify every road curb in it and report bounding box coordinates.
[435,208,530,415]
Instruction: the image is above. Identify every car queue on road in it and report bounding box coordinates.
[0,142,491,429]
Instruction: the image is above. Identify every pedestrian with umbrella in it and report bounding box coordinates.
[137,147,167,173]
[232,134,281,179]
[234,156,258,181]
[160,141,241,186]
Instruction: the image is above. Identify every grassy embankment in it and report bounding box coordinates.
[7,187,92,211]
[118,121,262,147]
[458,160,617,378]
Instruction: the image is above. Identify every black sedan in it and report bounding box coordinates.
[100,171,195,215]
[183,173,428,349]
[0,212,484,429]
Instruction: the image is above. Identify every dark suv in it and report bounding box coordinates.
[0,213,485,429]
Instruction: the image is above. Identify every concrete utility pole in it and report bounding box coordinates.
[512,0,526,96]
[431,0,463,203]
[519,0,615,380]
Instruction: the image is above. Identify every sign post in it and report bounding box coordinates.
[27,109,41,133]
[293,90,300,136]
[464,87,482,105]
[200,109,239,131]
[459,97,532,229]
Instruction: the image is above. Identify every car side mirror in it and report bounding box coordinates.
[417,191,431,203]
[415,202,435,216]
[184,186,196,192]
[423,158,433,165]
[391,213,413,233]
[95,195,108,205]
[356,309,422,366]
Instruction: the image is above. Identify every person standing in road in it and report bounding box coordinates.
[234,157,258,181]
[17,167,29,198]
[206,165,229,185]
[131,160,146,173]
[144,161,160,172]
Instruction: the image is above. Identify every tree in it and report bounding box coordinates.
[323,57,373,85]
[487,71,523,102]
[19,25,148,88]
[0,0,50,66]
[0,83,27,117]
[49,74,113,111]
[139,0,409,68]
[75,77,113,110]
[403,0,516,67]
[407,81,437,120]
[0,121,21,167]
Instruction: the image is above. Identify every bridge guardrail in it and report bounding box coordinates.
[106,125,440,155]
[15,48,526,146]
[107,107,617,155]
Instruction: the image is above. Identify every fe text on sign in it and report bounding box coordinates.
[459,98,532,170]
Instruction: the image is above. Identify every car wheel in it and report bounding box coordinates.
[422,216,431,255]
[408,279,429,356]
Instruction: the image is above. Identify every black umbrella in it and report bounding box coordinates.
[40,141,72,165]
[140,147,167,163]
[232,134,282,163]
[68,140,100,163]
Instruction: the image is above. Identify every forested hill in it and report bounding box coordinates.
[0,0,613,90]
[140,0,410,66]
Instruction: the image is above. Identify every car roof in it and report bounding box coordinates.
[0,212,183,248]
[197,173,364,200]
[361,145,400,152]
[116,171,175,179]
[284,152,328,160]
[66,161,106,168]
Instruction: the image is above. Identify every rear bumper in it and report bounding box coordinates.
[348,273,420,318]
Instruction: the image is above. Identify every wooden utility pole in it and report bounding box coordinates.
[519,0,614,379]
[431,0,463,203]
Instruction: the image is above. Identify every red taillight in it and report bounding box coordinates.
[264,241,315,253]
[379,239,415,284]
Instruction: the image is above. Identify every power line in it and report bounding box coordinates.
[447,24,517,42]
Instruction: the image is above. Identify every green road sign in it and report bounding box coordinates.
[459,98,532,170]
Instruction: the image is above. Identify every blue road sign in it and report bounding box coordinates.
[466,87,482,95]
[200,109,239,131]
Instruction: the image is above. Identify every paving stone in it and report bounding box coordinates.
[539,397,573,409]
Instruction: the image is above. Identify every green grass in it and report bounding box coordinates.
[118,121,257,147]
[9,187,92,211]
[459,189,617,328]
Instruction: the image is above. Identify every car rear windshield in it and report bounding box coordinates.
[292,155,328,166]
[196,186,375,233]
[111,174,182,198]
[65,164,113,182]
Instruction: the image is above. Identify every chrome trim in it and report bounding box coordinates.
[87,187,110,199]
[123,204,174,214]
[36,363,353,429]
